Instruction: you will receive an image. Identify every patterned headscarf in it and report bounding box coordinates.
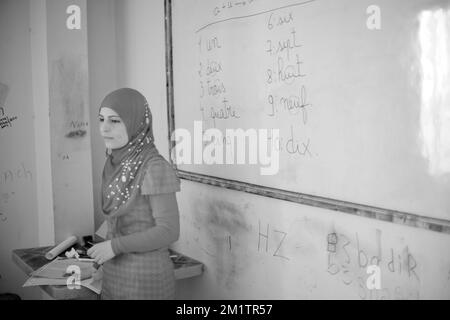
[99,88,159,216]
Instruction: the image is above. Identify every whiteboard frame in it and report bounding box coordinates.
[164,0,450,234]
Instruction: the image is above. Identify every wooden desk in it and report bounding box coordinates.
[12,246,203,300]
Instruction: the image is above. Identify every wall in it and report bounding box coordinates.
[173,181,450,299]
[0,0,169,298]
[0,0,95,298]
[0,0,43,299]
[87,0,118,228]
[46,0,94,243]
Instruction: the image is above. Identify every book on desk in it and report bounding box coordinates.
[12,245,204,299]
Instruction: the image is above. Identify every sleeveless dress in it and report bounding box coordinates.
[100,157,180,300]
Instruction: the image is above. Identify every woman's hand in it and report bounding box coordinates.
[87,240,116,265]
[92,266,103,281]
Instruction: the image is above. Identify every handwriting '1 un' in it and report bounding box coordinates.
[198,36,222,53]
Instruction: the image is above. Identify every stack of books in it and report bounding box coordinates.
[23,257,102,294]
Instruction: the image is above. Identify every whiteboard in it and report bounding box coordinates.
[171,0,450,220]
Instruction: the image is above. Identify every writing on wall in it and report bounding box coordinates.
[0,163,32,224]
[0,163,33,186]
[195,1,316,161]
[326,229,421,300]
[0,107,18,130]
[50,56,88,141]
[0,82,17,131]
[257,220,290,260]
[186,195,427,299]
[189,199,253,290]
[212,0,258,17]
[0,191,15,223]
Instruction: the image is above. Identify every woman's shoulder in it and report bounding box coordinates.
[143,154,177,176]
[140,155,180,195]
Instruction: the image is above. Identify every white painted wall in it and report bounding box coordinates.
[0,0,44,299]
[87,0,118,228]
[0,0,94,299]
[173,181,450,299]
[46,0,94,243]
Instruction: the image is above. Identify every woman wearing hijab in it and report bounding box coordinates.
[88,88,180,299]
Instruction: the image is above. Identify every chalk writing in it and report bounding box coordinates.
[69,120,88,129]
[195,4,315,167]
[257,220,289,260]
[267,11,294,30]
[207,36,222,51]
[266,28,302,60]
[0,163,33,185]
[197,33,236,130]
[268,126,312,157]
[58,153,70,160]
[1,191,15,205]
[198,1,316,33]
[213,0,257,17]
[264,127,312,158]
[327,233,337,253]
[199,36,223,53]
[258,221,268,252]
[0,106,18,130]
[209,99,241,126]
[65,111,89,138]
[386,247,419,281]
[205,60,223,77]
[286,133,311,157]
[206,79,226,97]
[267,85,310,124]
[273,230,289,260]
[326,231,421,300]
[266,54,306,85]
[358,283,419,300]
[327,251,339,275]
[195,219,238,257]
[262,9,314,166]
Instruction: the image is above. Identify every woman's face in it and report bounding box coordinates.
[98,107,129,149]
